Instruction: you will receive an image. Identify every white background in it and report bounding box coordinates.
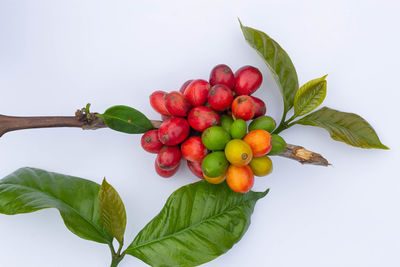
[0,1,399,266]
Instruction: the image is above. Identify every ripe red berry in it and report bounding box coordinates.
[141,129,163,153]
[155,160,180,178]
[150,90,170,115]
[179,79,193,94]
[156,146,181,170]
[181,136,208,162]
[188,106,220,132]
[208,84,234,111]
[231,95,256,121]
[165,91,191,117]
[184,79,211,107]
[187,161,204,179]
[158,117,190,145]
[209,64,235,89]
[251,96,267,118]
[234,66,263,95]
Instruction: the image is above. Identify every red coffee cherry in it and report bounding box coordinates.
[208,84,234,111]
[187,161,204,179]
[141,129,163,153]
[158,117,190,145]
[188,106,220,132]
[155,160,180,178]
[150,90,170,115]
[179,79,193,94]
[156,145,181,170]
[231,95,256,121]
[165,91,191,117]
[209,64,235,89]
[251,96,266,118]
[181,136,208,162]
[184,79,211,107]
[234,66,263,95]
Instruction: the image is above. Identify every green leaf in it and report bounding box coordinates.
[239,20,299,113]
[126,180,268,266]
[98,105,153,134]
[295,107,389,149]
[294,75,327,117]
[0,168,113,244]
[98,178,127,244]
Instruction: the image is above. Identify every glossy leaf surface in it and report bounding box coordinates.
[294,75,327,116]
[99,179,127,244]
[0,168,112,244]
[126,180,268,266]
[99,105,153,134]
[295,107,388,149]
[240,20,299,113]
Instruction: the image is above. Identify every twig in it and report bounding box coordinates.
[279,144,330,166]
[0,110,161,137]
[0,110,329,166]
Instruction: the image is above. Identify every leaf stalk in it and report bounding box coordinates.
[109,242,126,267]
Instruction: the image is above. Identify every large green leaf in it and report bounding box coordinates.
[98,178,127,244]
[98,105,153,134]
[295,107,388,149]
[240,20,299,113]
[0,167,112,244]
[294,75,327,117]
[126,180,268,267]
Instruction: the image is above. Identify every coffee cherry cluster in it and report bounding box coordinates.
[141,64,286,193]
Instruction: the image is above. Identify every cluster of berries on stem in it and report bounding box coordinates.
[141,64,287,193]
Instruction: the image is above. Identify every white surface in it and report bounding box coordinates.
[0,1,399,266]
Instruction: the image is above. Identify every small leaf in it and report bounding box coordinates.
[294,75,327,117]
[239,20,299,113]
[126,180,268,266]
[295,107,389,149]
[98,178,127,244]
[0,168,112,244]
[99,105,153,134]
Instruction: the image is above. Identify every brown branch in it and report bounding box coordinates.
[0,110,329,166]
[280,144,330,166]
[0,110,161,137]
[0,110,105,137]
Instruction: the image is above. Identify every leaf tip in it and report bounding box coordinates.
[379,144,390,150]
[263,188,270,196]
[238,18,243,27]
[255,188,269,199]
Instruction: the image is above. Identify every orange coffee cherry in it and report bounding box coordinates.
[243,129,272,157]
[226,165,254,193]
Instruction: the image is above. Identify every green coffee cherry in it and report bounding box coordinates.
[201,151,229,178]
[268,134,287,155]
[248,116,276,132]
[220,115,234,134]
[201,126,231,151]
[230,119,247,139]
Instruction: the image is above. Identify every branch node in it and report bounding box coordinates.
[75,106,106,130]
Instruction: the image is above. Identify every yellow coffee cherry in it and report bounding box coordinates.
[249,155,273,177]
[225,139,253,166]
